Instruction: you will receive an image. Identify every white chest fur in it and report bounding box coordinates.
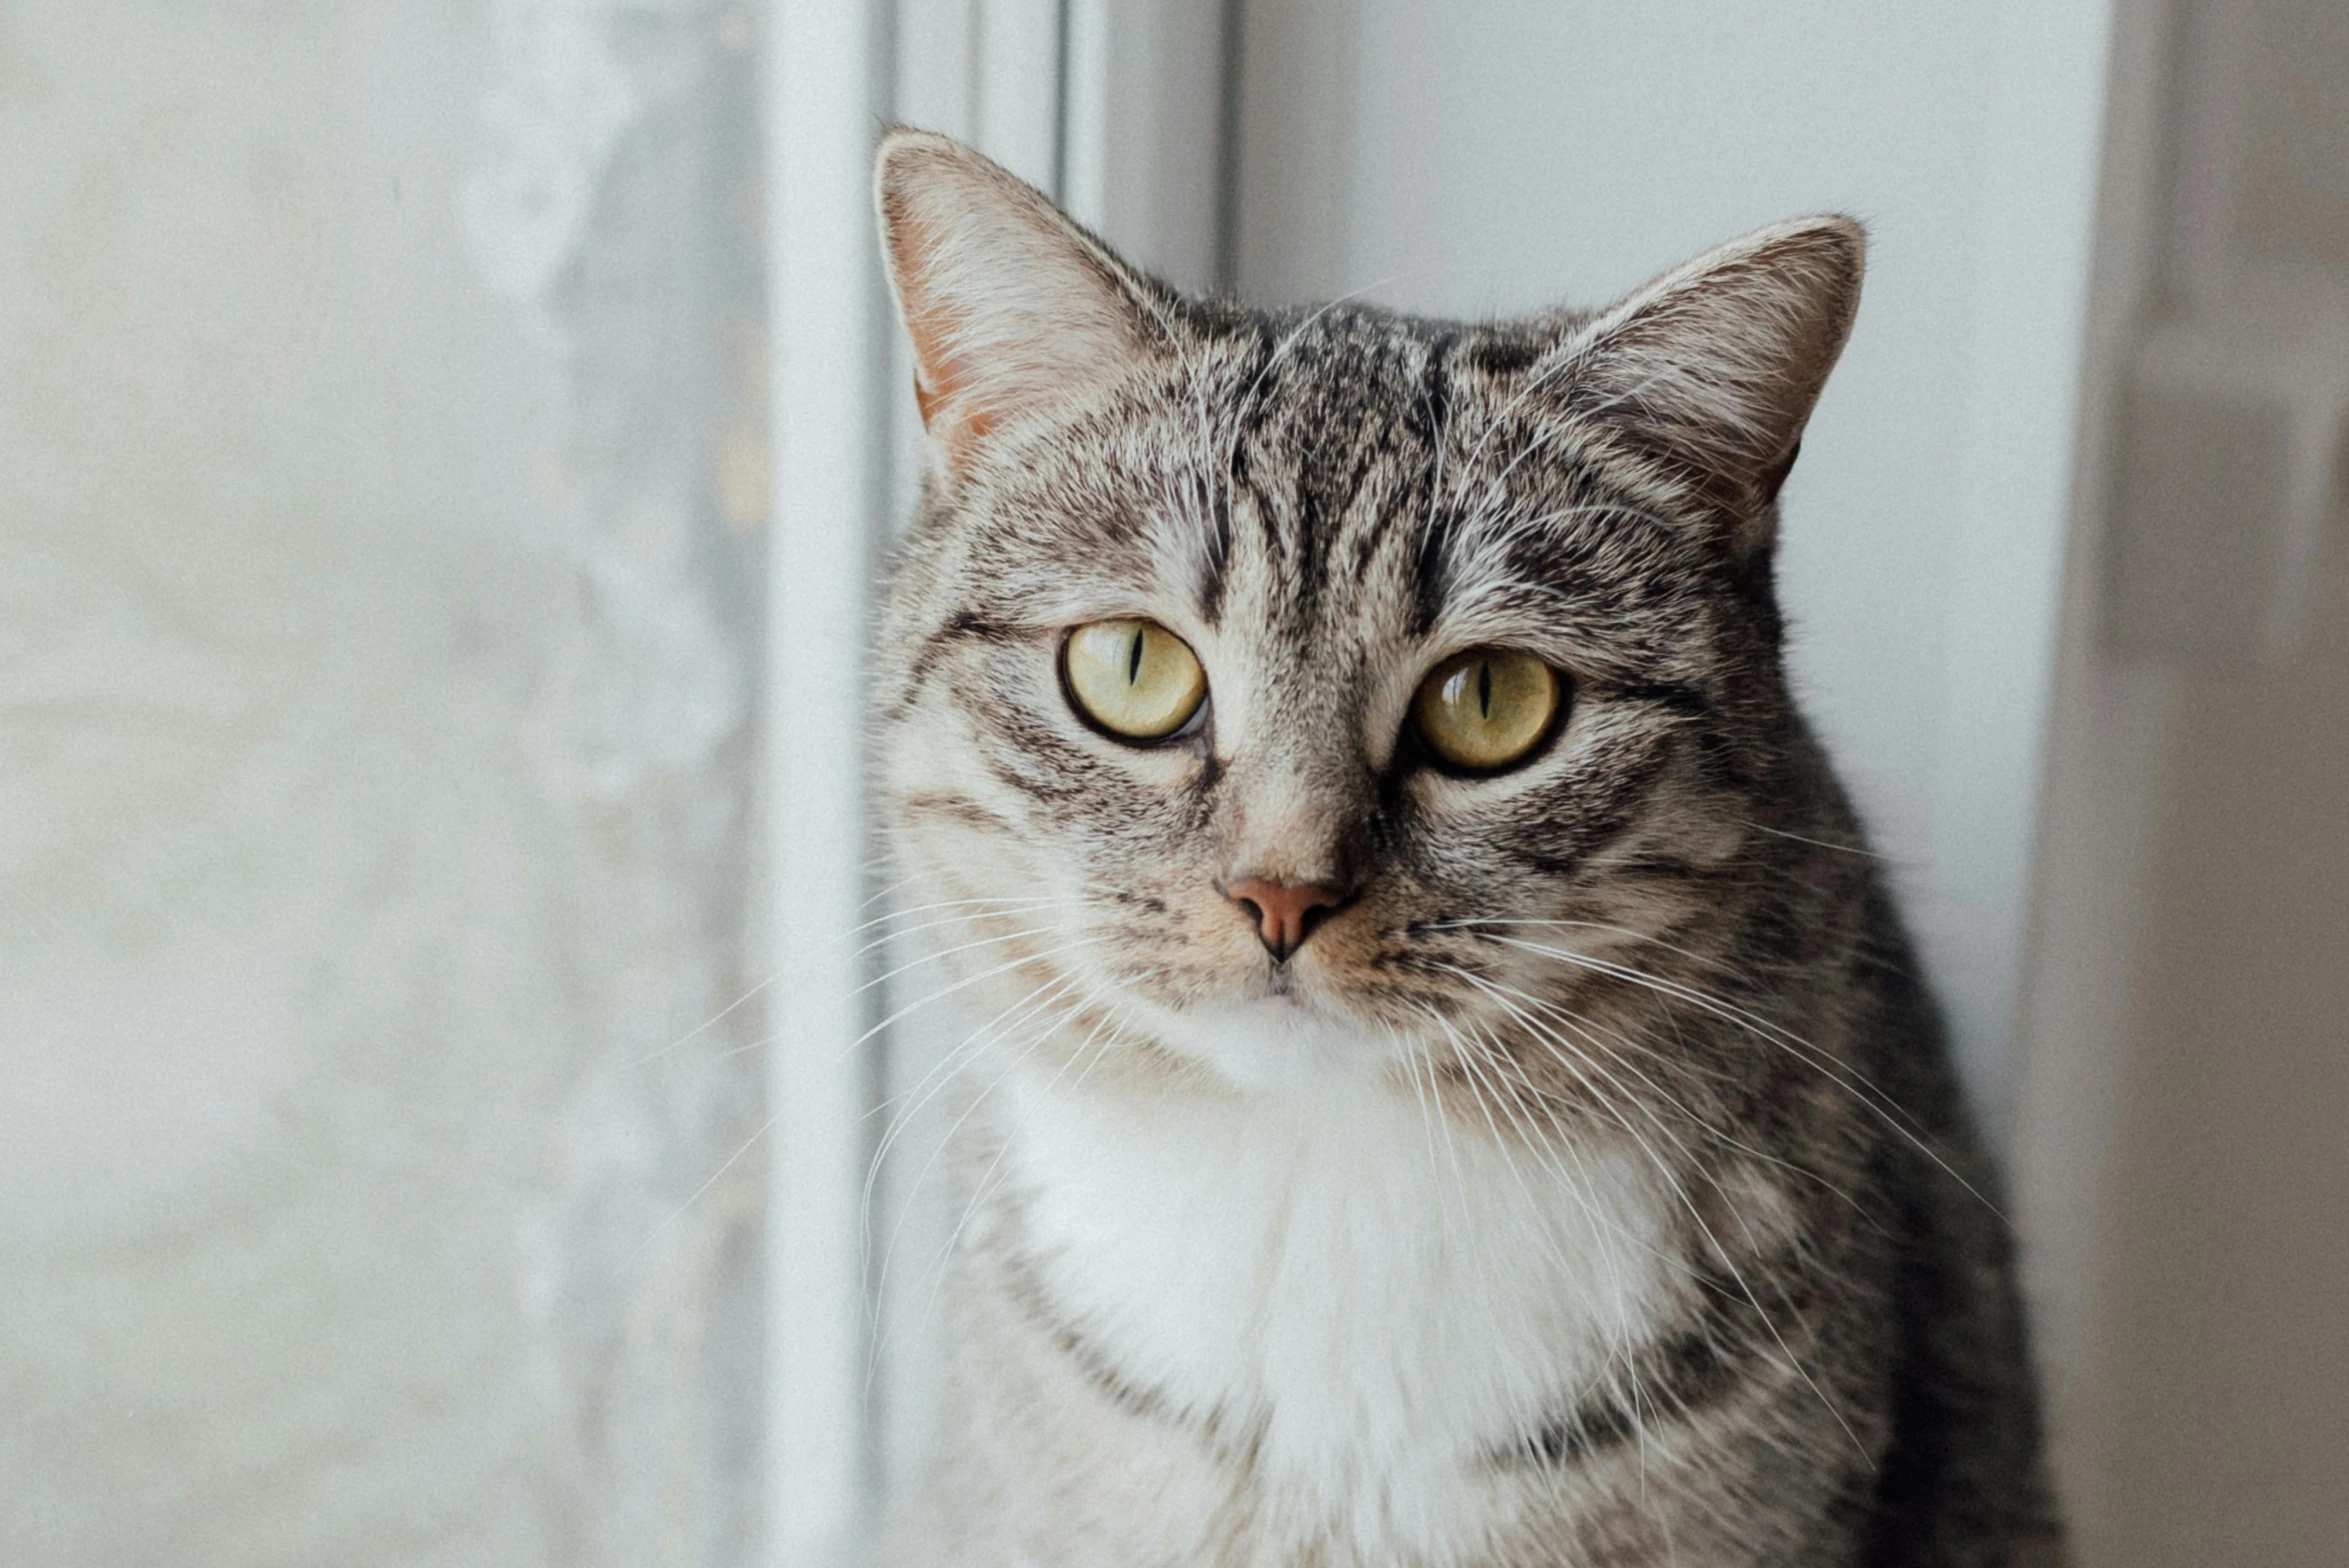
[997,1061,1676,1546]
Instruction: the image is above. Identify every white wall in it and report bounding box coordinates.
[1236,0,2113,1135]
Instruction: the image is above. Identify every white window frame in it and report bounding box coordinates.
[760,2,1226,1555]
[761,1,887,1558]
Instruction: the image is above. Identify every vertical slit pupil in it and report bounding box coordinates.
[1476,660,1492,719]
[1127,628,1145,684]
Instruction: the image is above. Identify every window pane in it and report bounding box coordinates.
[0,3,770,1562]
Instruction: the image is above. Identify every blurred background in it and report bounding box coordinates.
[1,1,2342,1565]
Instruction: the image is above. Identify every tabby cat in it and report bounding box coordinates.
[867,128,2061,1567]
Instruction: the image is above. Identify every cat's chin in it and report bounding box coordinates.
[1145,993,1397,1095]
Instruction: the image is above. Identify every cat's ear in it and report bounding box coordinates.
[874,129,1164,473]
[1540,217,1864,555]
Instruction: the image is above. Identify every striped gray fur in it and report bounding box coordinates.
[867,130,2062,1567]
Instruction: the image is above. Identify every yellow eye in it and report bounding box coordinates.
[1063,619,1208,740]
[1411,648,1561,772]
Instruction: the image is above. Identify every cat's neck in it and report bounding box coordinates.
[987,1053,1679,1534]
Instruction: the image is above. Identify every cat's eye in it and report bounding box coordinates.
[1410,648,1561,772]
[1062,619,1208,741]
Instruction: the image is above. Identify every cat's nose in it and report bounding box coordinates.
[1222,878,1347,963]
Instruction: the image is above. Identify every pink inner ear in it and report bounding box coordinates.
[876,131,1158,473]
[909,358,997,450]
[889,208,994,454]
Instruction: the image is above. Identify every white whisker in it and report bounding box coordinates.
[1443,964,1867,1461]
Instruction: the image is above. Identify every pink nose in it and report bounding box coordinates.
[1223,878,1346,962]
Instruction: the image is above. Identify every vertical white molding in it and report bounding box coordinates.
[762,0,881,1558]
[1061,0,1228,290]
[974,0,1066,191]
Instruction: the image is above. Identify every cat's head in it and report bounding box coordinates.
[871,130,1864,1096]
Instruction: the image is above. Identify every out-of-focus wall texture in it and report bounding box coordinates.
[2088,491,2349,1565]
[0,4,768,1564]
[2018,1,2349,1562]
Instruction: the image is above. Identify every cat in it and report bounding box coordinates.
[866,127,2062,1567]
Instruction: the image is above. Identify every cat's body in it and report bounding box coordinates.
[868,130,2061,1566]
